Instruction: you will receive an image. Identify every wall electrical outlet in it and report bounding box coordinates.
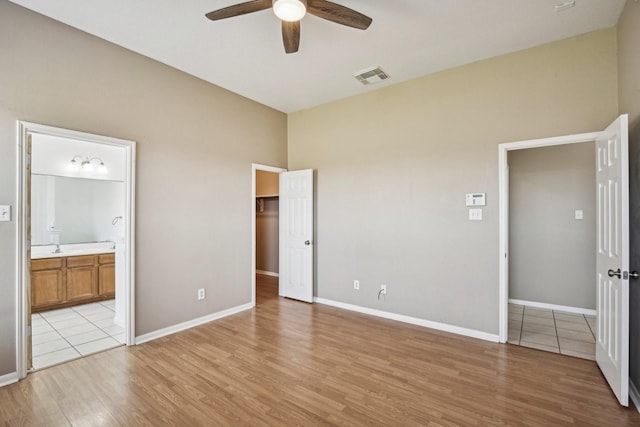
[380,284,387,295]
[197,288,205,300]
[354,280,360,290]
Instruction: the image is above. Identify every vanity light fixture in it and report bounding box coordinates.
[69,155,107,173]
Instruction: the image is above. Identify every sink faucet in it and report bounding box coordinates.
[53,244,61,253]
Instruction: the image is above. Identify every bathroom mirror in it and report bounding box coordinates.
[31,174,125,245]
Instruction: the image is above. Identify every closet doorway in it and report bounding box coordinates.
[251,164,286,306]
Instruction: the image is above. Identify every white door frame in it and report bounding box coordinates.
[497,131,600,343]
[16,121,137,378]
[251,163,286,307]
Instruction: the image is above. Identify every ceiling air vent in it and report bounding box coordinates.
[554,1,575,13]
[353,66,390,85]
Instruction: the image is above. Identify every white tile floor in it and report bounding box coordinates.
[508,304,596,360]
[32,300,124,370]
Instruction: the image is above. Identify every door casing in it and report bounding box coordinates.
[16,121,137,379]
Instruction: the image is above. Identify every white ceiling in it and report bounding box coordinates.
[9,0,626,113]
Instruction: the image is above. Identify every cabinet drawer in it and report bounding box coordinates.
[32,258,63,271]
[67,255,96,267]
[98,253,115,264]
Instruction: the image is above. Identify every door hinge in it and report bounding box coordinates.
[27,326,31,337]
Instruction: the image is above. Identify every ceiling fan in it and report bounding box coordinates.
[205,0,372,54]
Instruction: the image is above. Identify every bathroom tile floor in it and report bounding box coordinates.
[31,300,124,370]
[508,303,596,360]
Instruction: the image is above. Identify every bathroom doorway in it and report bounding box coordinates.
[498,115,632,407]
[252,164,286,306]
[17,122,136,377]
[506,142,596,359]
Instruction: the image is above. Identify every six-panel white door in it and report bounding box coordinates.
[595,114,629,407]
[279,169,314,303]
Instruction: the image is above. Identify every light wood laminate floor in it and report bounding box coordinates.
[1,275,638,426]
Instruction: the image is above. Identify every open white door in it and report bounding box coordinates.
[595,114,629,407]
[279,169,313,303]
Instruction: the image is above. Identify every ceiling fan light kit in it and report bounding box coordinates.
[206,0,372,54]
[273,0,307,22]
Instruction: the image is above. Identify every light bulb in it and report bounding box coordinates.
[82,160,92,171]
[273,0,306,22]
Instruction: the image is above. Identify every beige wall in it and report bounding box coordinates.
[256,170,279,196]
[508,143,595,310]
[288,29,618,334]
[618,0,640,127]
[0,2,287,376]
[617,0,640,390]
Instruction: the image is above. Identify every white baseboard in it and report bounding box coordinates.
[256,270,279,277]
[0,372,19,388]
[630,380,640,413]
[314,297,499,343]
[508,298,596,316]
[135,302,253,345]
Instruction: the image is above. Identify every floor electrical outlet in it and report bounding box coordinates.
[197,288,205,300]
[354,280,360,290]
[380,284,387,295]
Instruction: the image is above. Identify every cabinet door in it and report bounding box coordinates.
[99,264,115,297]
[66,266,98,302]
[32,269,64,308]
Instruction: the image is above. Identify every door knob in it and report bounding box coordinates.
[304,240,311,245]
[608,268,622,278]
[630,271,639,279]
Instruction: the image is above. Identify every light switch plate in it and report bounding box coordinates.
[469,208,482,221]
[0,205,10,222]
[575,209,584,220]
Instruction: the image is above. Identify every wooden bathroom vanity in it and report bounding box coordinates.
[31,253,115,313]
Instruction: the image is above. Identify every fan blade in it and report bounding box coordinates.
[205,0,272,21]
[282,20,301,54]
[307,0,372,30]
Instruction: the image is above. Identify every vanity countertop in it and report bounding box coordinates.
[32,243,115,259]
